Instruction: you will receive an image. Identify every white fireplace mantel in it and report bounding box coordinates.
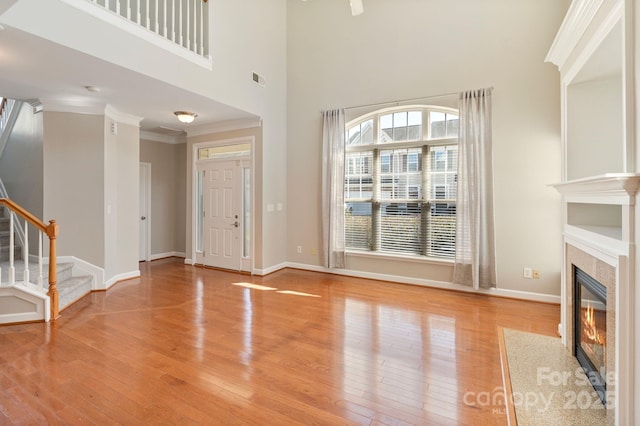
[552,173,640,205]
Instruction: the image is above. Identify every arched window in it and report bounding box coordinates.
[344,106,459,258]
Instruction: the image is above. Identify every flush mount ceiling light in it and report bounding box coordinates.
[174,111,198,124]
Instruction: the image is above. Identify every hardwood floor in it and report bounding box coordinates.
[0,258,559,425]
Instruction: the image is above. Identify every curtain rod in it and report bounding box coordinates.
[344,91,459,112]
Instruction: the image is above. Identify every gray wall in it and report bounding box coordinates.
[287,0,569,296]
[0,102,43,219]
[43,111,105,268]
[140,139,186,257]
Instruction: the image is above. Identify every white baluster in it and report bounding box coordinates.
[199,0,204,55]
[178,0,182,46]
[155,0,159,34]
[127,0,131,20]
[137,0,141,25]
[23,220,29,284]
[145,0,150,29]
[116,0,121,15]
[186,0,190,51]
[163,0,168,37]
[8,213,14,285]
[38,231,43,291]
[171,0,176,42]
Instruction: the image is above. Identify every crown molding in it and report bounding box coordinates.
[186,117,262,138]
[104,104,143,126]
[545,0,607,68]
[140,130,186,144]
[25,99,43,114]
[39,99,106,115]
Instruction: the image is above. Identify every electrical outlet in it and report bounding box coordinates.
[532,270,540,279]
[523,267,532,279]
[296,246,302,254]
[311,248,317,255]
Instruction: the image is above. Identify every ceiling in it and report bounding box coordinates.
[0,22,256,135]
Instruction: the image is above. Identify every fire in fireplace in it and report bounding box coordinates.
[574,267,607,403]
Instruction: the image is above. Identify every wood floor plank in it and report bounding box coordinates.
[0,258,560,424]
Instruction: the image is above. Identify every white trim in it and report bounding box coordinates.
[186,117,262,137]
[253,262,288,276]
[545,0,607,68]
[26,99,43,114]
[191,136,255,272]
[283,262,561,304]
[140,130,186,144]
[104,270,141,289]
[346,250,454,266]
[551,173,640,204]
[149,251,186,261]
[0,286,49,324]
[58,0,212,70]
[105,104,143,127]
[184,258,195,265]
[39,100,108,115]
[139,162,152,262]
[55,256,104,291]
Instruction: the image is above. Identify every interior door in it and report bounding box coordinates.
[202,160,242,270]
[139,163,150,262]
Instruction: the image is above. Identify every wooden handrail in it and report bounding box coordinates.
[0,197,59,319]
[0,98,6,116]
[0,198,48,232]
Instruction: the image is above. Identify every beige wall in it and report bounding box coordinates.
[287,0,569,296]
[104,116,140,280]
[140,139,186,256]
[42,110,140,282]
[43,111,105,267]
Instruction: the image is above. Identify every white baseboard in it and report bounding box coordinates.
[104,270,141,289]
[50,256,105,291]
[285,262,561,304]
[253,262,288,276]
[149,252,186,261]
[184,258,195,266]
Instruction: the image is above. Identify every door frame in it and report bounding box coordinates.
[191,137,255,272]
[139,162,152,262]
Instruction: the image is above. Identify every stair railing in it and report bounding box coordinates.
[0,198,59,319]
[0,97,16,134]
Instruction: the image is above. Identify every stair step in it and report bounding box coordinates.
[0,261,74,285]
[58,276,92,310]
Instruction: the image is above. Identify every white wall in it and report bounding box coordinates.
[287,0,569,296]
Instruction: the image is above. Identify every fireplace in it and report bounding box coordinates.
[574,266,607,403]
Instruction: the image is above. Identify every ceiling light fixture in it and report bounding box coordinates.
[350,0,364,16]
[174,111,198,124]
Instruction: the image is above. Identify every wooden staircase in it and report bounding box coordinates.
[0,202,93,323]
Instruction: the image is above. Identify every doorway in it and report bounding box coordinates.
[194,140,252,272]
[139,162,151,262]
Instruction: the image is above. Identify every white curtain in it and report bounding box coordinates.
[322,109,346,269]
[453,88,496,289]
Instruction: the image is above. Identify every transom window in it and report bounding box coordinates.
[344,106,459,258]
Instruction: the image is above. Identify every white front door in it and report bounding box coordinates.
[139,163,151,262]
[202,160,243,270]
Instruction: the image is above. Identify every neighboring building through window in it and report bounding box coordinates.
[344,106,459,258]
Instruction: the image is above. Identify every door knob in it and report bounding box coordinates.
[141,216,146,220]
[232,221,239,228]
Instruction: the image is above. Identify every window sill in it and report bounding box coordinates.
[346,250,454,266]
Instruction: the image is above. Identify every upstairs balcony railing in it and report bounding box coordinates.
[78,0,209,59]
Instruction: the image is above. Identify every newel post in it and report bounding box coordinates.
[46,220,59,320]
